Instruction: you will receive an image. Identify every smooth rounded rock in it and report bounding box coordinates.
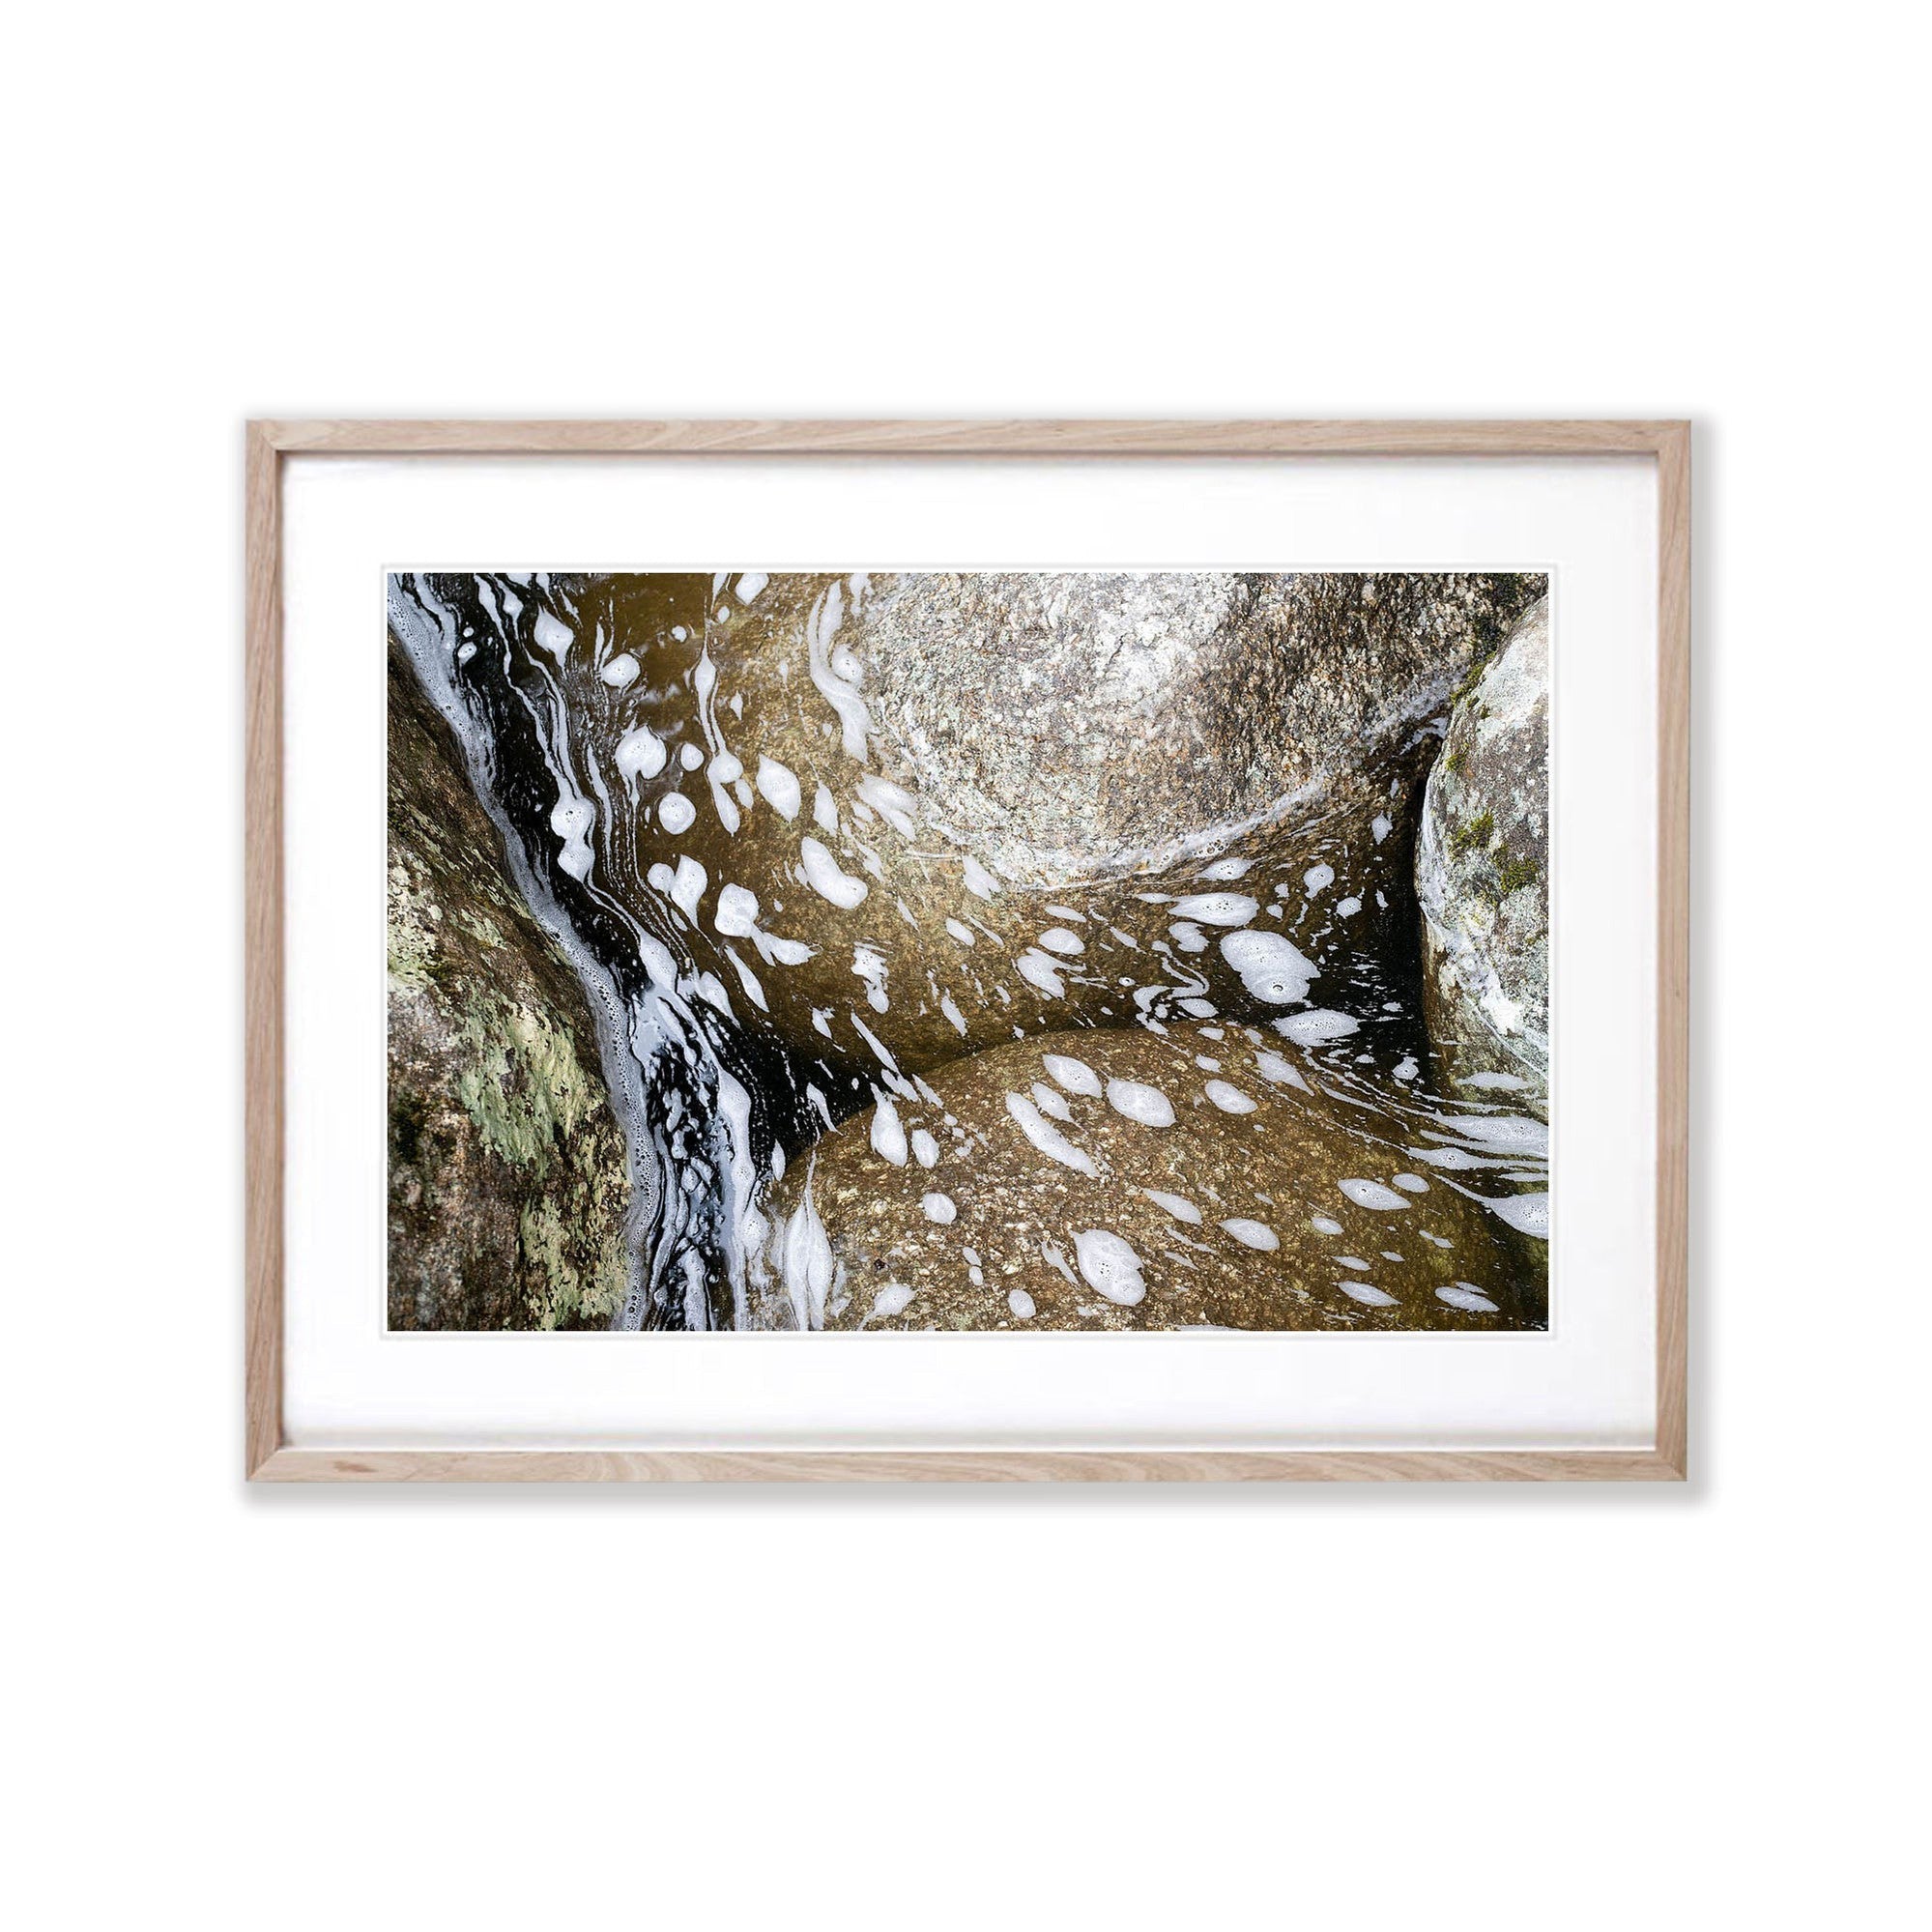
[1416,596,1550,1107]
[752,1023,1548,1331]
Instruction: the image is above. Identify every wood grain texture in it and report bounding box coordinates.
[258,418,1682,457]
[252,1447,1684,1484]
[244,418,1691,1484]
[245,423,284,1477]
[1655,423,1692,1478]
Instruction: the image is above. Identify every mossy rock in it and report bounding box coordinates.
[387,639,632,1329]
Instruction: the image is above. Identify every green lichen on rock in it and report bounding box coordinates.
[386,638,632,1330]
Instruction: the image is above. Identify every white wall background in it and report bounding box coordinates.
[7,5,1925,1928]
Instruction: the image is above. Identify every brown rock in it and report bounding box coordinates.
[752,1022,1549,1331]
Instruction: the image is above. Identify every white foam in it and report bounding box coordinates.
[1007,1288,1036,1320]
[1393,1173,1429,1193]
[1339,1281,1399,1307]
[1016,950,1067,997]
[679,743,703,771]
[1440,1113,1550,1158]
[1204,1080,1256,1114]
[1004,1092,1100,1176]
[1370,814,1392,844]
[1106,1079,1175,1128]
[939,993,967,1036]
[1336,897,1362,918]
[1459,1071,1530,1091]
[1275,1008,1359,1045]
[921,1193,957,1225]
[1220,1218,1279,1252]
[1144,1190,1202,1225]
[963,855,1001,900]
[1303,863,1335,896]
[657,793,697,835]
[599,652,640,689]
[1436,1283,1500,1313]
[1029,1081,1073,1122]
[714,883,760,937]
[755,756,801,821]
[1168,892,1258,927]
[1220,931,1316,1004]
[871,1283,915,1319]
[735,571,768,602]
[944,918,975,945]
[1073,1228,1147,1306]
[1043,1053,1102,1098]
[856,774,918,838]
[1200,856,1254,880]
[1038,928,1084,955]
[1339,1178,1408,1211]
[1168,921,1209,954]
[1311,1215,1343,1235]
[910,1129,939,1169]
[1486,1192,1550,1238]
[869,1094,908,1167]
[615,727,667,781]
[1253,1051,1310,1091]
[799,836,869,909]
[532,611,572,659]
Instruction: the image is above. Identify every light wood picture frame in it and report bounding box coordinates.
[245,418,1689,1483]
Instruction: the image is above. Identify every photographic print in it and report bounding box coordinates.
[387,569,1550,1334]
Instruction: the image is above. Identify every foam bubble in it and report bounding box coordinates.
[755,756,801,820]
[1204,1080,1256,1114]
[1005,1093,1100,1176]
[1107,1079,1175,1128]
[1276,1008,1360,1045]
[1169,892,1259,927]
[1073,1228,1146,1306]
[657,793,697,835]
[1220,931,1317,1004]
[1220,1219,1279,1252]
[1144,1190,1202,1225]
[1043,1053,1102,1098]
[869,1094,908,1167]
[799,837,869,909]
[1339,1179,1408,1211]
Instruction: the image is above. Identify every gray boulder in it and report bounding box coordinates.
[1415,596,1550,1107]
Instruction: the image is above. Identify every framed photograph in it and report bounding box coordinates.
[246,419,1688,1482]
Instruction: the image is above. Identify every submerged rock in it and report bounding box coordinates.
[387,639,632,1330]
[468,570,1544,1093]
[752,1022,1549,1331]
[1416,596,1550,1107]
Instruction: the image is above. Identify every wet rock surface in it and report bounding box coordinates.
[1416,597,1550,1106]
[754,1023,1548,1332]
[387,641,632,1329]
[426,570,1539,1093]
[387,568,1551,1329]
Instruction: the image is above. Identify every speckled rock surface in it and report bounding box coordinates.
[753,1022,1548,1332]
[1416,597,1550,1106]
[562,570,1543,1086]
[387,639,632,1330]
